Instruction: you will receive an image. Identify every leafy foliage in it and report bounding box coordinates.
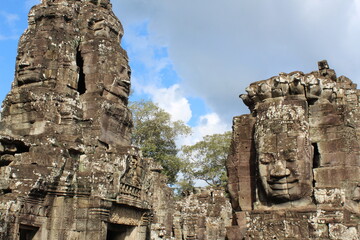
[181,131,232,187]
[129,100,191,184]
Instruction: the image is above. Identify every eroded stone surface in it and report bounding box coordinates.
[227,60,360,239]
[0,1,171,239]
[148,187,231,240]
[172,188,231,240]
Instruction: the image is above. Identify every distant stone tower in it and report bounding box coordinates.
[226,61,360,239]
[0,0,164,239]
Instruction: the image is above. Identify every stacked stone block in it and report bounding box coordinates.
[172,188,231,240]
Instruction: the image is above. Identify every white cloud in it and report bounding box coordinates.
[150,84,192,123]
[177,112,229,147]
[123,22,192,124]
[114,0,360,124]
[123,21,172,95]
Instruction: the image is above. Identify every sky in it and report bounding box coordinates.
[1,0,360,146]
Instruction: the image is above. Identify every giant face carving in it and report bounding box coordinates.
[255,100,313,202]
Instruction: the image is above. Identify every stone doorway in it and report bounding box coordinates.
[19,225,39,240]
[106,223,136,240]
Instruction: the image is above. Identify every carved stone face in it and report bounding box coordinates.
[255,101,313,202]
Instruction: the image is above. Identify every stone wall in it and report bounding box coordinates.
[226,60,360,239]
[150,187,232,240]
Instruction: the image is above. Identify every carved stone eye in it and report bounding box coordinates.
[282,150,296,162]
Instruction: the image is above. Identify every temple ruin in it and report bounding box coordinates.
[0,0,168,239]
[227,60,360,239]
[0,1,231,239]
[3,0,359,239]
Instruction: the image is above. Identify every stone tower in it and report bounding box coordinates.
[226,61,360,239]
[0,0,161,239]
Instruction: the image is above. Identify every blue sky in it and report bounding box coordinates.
[2,0,360,145]
[0,0,34,104]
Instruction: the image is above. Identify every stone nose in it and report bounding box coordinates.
[18,53,31,69]
[270,161,290,178]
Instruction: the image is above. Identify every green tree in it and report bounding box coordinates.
[181,131,232,187]
[129,100,191,184]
